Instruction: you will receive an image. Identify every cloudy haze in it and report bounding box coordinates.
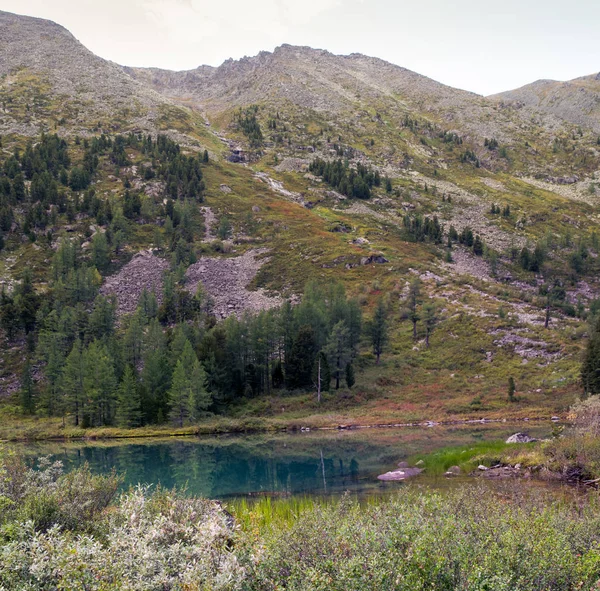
[2,0,599,95]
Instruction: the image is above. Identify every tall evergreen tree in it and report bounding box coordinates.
[286,325,318,389]
[83,341,117,426]
[19,359,36,414]
[62,339,85,426]
[368,298,388,364]
[345,362,355,389]
[168,359,192,427]
[325,321,351,390]
[115,365,142,428]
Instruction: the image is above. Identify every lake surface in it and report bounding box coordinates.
[15,423,555,499]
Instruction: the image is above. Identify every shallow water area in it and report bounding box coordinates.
[14,422,559,499]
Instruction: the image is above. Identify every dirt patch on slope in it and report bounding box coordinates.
[185,249,282,318]
[100,250,169,315]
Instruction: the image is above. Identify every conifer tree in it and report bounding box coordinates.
[286,325,318,389]
[325,321,351,390]
[115,365,142,428]
[168,359,191,427]
[62,339,85,426]
[83,341,117,426]
[368,298,388,364]
[345,362,355,389]
[19,359,36,414]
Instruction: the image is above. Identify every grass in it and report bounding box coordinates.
[408,440,525,475]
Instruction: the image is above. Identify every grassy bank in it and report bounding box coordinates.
[0,384,575,442]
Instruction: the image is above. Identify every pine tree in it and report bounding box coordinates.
[115,365,142,428]
[368,298,388,364]
[508,377,516,402]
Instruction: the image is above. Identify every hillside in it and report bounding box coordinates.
[491,73,600,133]
[0,10,216,146]
[1,11,600,437]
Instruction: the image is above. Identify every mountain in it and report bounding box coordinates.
[491,73,600,133]
[127,44,553,143]
[0,10,205,141]
[0,10,599,428]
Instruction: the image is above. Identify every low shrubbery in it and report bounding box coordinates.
[3,449,600,590]
[0,453,241,590]
[242,489,600,591]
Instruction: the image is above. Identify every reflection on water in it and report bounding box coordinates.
[15,423,554,499]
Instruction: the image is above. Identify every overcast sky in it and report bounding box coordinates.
[3,0,599,95]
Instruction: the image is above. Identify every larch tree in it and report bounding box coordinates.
[368,298,388,364]
[325,321,351,390]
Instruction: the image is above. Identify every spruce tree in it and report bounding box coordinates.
[168,360,191,427]
[115,365,142,428]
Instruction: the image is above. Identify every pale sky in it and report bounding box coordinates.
[2,0,599,96]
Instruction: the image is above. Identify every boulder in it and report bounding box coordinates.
[505,433,537,444]
[360,254,389,265]
[444,465,461,476]
[377,467,422,481]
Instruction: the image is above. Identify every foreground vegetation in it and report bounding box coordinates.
[3,448,600,590]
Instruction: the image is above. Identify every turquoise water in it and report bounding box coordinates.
[16,423,554,499]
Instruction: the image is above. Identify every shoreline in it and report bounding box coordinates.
[0,414,562,443]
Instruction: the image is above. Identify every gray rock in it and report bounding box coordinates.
[505,433,537,444]
[377,467,422,481]
[445,465,461,476]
